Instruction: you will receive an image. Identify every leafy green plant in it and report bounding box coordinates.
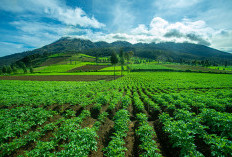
[136,113,161,157]
[104,110,130,156]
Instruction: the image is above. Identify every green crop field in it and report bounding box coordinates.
[129,63,171,70]
[34,62,91,73]
[209,66,232,71]
[1,71,232,157]
[100,65,127,71]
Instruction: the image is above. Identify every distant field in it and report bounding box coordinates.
[34,62,91,73]
[100,66,127,71]
[68,65,110,72]
[129,63,171,70]
[209,66,232,71]
[164,64,232,73]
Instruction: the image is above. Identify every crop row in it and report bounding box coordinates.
[104,109,131,156]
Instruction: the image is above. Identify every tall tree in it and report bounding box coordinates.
[119,49,125,76]
[95,56,99,64]
[110,51,118,80]
[6,66,12,74]
[2,65,7,73]
[225,61,228,68]
[19,62,27,74]
[11,64,17,73]
[30,66,34,73]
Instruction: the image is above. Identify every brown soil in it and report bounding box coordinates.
[40,57,70,66]
[68,65,110,72]
[89,118,114,157]
[125,121,136,157]
[81,117,96,128]
[194,135,212,156]
[0,75,121,81]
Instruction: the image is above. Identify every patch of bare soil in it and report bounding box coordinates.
[67,65,110,72]
[41,57,70,66]
[125,121,136,157]
[89,118,114,157]
[0,75,121,81]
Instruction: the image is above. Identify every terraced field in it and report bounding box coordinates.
[1,72,232,157]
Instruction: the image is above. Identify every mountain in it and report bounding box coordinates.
[0,37,232,67]
[111,41,132,47]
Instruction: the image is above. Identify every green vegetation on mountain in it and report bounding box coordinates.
[1,37,232,68]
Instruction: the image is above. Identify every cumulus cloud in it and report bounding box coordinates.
[89,17,212,45]
[7,16,217,51]
[164,29,183,38]
[0,0,105,28]
[64,17,214,47]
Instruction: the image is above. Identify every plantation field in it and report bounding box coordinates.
[34,62,92,73]
[165,64,232,74]
[0,75,121,81]
[99,65,127,71]
[209,66,232,71]
[129,63,171,70]
[1,72,232,157]
[67,65,111,72]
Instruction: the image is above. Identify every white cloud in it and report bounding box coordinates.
[64,17,214,46]
[46,7,105,28]
[131,24,149,35]
[126,17,212,45]
[0,0,105,28]
[68,16,232,53]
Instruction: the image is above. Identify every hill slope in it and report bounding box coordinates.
[1,37,232,67]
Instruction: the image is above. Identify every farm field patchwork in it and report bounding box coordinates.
[0,75,122,81]
[34,62,92,73]
[164,64,232,73]
[129,63,171,70]
[0,72,232,157]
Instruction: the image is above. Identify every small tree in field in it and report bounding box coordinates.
[95,56,99,64]
[110,51,118,80]
[30,66,34,73]
[2,65,7,73]
[119,48,125,77]
[6,66,12,74]
[11,65,17,73]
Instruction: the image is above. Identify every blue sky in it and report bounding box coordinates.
[0,0,232,57]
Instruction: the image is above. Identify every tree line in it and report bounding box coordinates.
[110,49,134,79]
